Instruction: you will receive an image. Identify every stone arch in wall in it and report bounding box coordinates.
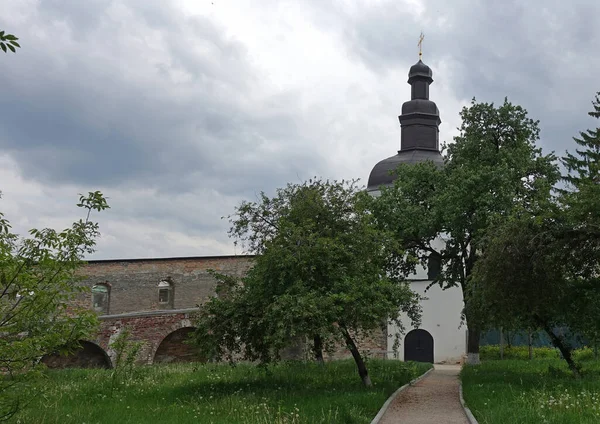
[404,329,434,363]
[41,341,112,369]
[153,327,204,364]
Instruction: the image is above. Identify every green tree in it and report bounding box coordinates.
[561,91,600,235]
[0,31,20,53]
[470,92,600,376]
[559,91,600,354]
[373,98,559,364]
[470,212,586,376]
[194,178,421,386]
[0,191,109,420]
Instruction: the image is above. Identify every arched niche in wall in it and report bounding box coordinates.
[153,327,204,364]
[157,278,174,310]
[41,341,111,369]
[91,282,111,315]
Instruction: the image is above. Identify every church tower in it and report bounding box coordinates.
[367,58,443,193]
[366,51,467,364]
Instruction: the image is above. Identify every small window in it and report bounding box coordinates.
[427,253,442,280]
[92,283,110,314]
[157,279,174,309]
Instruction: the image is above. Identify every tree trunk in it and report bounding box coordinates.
[340,325,372,387]
[466,326,481,365]
[539,322,581,378]
[313,334,324,365]
[462,274,480,365]
[499,327,504,360]
[528,329,533,360]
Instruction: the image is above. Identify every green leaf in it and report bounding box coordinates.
[0,43,6,53]
[7,44,15,53]
[9,41,20,48]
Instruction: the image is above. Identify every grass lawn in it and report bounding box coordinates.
[12,359,430,424]
[461,359,600,424]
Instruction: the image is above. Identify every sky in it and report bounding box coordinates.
[1,0,599,259]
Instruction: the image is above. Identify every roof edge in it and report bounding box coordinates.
[85,254,255,264]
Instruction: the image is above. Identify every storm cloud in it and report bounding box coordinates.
[1,0,598,259]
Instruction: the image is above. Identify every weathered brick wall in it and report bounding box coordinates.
[280,328,388,361]
[154,327,202,364]
[42,341,111,369]
[46,312,387,368]
[94,310,199,365]
[326,327,389,360]
[77,255,254,315]
[47,254,388,369]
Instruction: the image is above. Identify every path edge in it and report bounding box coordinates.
[459,382,479,424]
[370,366,434,424]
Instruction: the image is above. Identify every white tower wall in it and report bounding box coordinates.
[370,190,466,363]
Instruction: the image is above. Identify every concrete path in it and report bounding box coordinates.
[378,364,469,424]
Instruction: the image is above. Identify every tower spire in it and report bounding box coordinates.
[367,44,444,190]
[418,32,424,59]
[399,56,441,151]
[366,47,443,192]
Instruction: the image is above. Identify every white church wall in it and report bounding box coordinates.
[368,189,466,363]
[388,280,466,363]
[389,236,465,364]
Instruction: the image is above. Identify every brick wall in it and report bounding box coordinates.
[154,327,202,364]
[326,327,389,360]
[77,255,254,315]
[280,328,389,361]
[42,341,111,369]
[94,310,199,365]
[48,254,388,369]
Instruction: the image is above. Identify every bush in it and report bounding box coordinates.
[573,346,597,362]
[480,345,559,360]
[481,345,599,361]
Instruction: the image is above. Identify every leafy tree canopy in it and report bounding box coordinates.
[560,92,600,243]
[194,178,421,386]
[0,191,109,420]
[373,98,560,363]
[471,92,600,377]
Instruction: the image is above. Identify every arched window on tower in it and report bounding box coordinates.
[427,252,442,280]
[91,283,110,315]
[158,278,174,309]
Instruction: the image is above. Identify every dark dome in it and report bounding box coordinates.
[366,58,442,193]
[408,60,433,83]
[367,149,444,192]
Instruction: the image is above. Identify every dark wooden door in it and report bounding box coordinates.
[404,329,434,363]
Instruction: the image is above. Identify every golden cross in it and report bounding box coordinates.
[418,32,424,59]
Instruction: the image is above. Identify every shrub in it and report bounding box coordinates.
[573,346,597,362]
[480,345,559,360]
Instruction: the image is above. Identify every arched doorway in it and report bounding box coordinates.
[404,329,434,363]
[42,341,111,369]
[153,327,204,364]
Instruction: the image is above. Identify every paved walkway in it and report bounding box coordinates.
[378,364,469,424]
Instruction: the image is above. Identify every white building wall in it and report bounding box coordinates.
[369,188,466,363]
[389,236,466,363]
[388,280,466,363]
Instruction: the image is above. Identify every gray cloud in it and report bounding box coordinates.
[0,0,324,199]
[333,0,600,156]
[1,0,599,259]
